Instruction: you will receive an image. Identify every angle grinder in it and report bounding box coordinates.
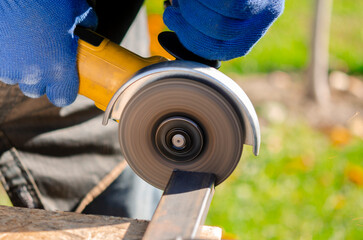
[76,27,260,190]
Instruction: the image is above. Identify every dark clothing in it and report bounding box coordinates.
[0,83,121,211]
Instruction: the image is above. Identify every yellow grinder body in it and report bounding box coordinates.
[77,28,166,111]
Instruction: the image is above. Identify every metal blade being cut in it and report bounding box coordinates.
[118,77,244,189]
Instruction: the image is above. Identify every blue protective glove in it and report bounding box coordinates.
[163,0,284,61]
[0,0,97,107]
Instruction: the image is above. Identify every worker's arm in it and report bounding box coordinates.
[0,0,97,107]
[163,0,285,60]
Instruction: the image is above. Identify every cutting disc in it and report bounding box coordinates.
[118,77,244,189]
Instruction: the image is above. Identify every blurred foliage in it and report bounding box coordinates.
[206,122,363,239]
[146,0,363,75]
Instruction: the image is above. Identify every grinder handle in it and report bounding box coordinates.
[76,27,167,111]
[158,31,221,69]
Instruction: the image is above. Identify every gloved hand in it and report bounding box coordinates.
[163,0,284,61]
[0,0,97,107]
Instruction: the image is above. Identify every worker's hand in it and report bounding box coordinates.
[0,0,97,107]
[163,0,284,61]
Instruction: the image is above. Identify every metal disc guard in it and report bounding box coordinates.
[102,61,260,189]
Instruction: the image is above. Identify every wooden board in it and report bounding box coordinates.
[0,206,221,240]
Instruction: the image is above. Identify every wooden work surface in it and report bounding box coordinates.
[0,205,221,240]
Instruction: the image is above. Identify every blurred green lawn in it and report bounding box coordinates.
[220,0,363,75]
[206,122,363,239]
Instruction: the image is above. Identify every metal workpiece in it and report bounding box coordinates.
[143,170,216,240]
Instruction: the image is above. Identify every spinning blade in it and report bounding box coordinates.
[118,77,244,189]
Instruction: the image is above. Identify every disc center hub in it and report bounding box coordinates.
[155,116,204,162]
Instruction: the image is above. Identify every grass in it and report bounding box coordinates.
[206,122,363,239]
[146,0,363,75]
